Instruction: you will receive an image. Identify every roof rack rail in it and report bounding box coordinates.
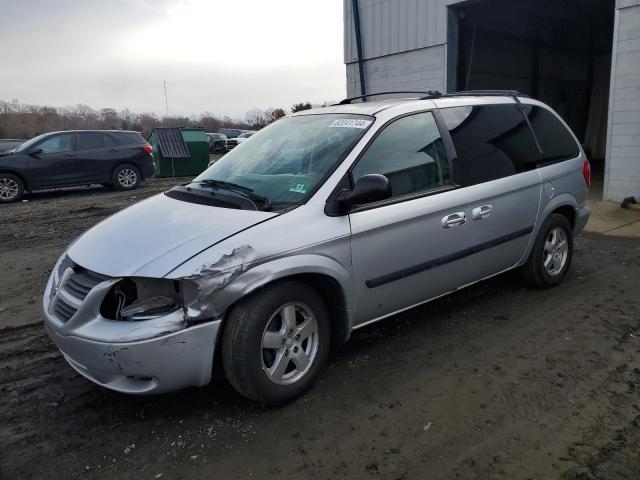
[335,91,443,105]
[442,90,529,99]
[335,89,529,105]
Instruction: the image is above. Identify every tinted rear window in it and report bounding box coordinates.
[78,132,121,150]
[525,106,580,165]
[78,133,105,150]
[116,132,146,145]
[440,104,580,187]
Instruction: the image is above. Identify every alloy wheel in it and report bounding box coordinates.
[117,168,137,188]
[543,226,568,276]
[261,302,319,385]
[0,177,19,201]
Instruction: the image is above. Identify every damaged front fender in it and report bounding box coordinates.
[172,248,356,332]
[180,245,257,322]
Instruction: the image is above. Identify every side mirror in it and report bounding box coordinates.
[29,148,43,157]
[340,174,392,208]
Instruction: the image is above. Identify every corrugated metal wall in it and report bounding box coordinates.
[344,0,451,63]
[605,0,640,201]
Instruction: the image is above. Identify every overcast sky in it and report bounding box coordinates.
[0,0,346,118]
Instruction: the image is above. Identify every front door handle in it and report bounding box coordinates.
[442,212,466,229]
[472,205,493,220]
[63,153,74,158]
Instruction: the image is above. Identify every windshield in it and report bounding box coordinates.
[190,114,373,206]
[15,133,49,152]
[238,132,253,138]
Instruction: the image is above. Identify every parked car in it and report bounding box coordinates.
[0,130,155,203]
[206,132,227,154]
[218,127,243,139]
[43,91,590,405]
[0,139,26,154]
[226,131,256,151]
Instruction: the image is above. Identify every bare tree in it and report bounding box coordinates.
[246,107,286,129]
[0,99,255,139]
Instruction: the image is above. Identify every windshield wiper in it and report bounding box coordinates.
[195,179,272,211]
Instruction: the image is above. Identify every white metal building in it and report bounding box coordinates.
[344,0,640,202]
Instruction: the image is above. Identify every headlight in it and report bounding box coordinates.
[119,295,179,319]
[101,277,189,321]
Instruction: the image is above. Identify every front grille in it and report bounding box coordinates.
[64,270,106,299]
[52,267,109,323]
[227,140,238,149]
[54,298,77,322]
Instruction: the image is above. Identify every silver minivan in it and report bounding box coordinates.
[43,91,591,404]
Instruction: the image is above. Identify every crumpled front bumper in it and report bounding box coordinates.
[42,256,221,395]
[44,320,219,394]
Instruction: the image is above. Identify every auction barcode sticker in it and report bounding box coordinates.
[328,119,372,129]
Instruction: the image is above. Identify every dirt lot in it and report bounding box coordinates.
[1,179,639,480]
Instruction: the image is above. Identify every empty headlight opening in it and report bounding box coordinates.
[100,278,183,321]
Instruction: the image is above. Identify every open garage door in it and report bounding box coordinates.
[449,0,614,162]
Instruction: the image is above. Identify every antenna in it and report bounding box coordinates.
[163,80,175,184]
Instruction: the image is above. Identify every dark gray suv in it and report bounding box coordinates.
[0,130,155,203]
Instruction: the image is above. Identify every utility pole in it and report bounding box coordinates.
[163,81,169,117]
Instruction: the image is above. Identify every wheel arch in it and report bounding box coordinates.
[0,169,29,191]
[111,162,142,187]
[519,194,579,264]
[202,255,355,349]
[550,204,576,230]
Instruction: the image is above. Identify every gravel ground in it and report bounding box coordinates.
[1,179,639,480]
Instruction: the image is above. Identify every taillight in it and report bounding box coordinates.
[582,159,591,187]
[142,144,153,154]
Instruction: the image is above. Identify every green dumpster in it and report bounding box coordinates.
[148,127,210,177]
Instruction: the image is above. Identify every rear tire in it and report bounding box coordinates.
[112,164,140,191]
[222,281,330,405]
[0,173,24,203]
[521,213,573,288]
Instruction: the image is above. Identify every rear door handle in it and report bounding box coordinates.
[442,212,466,229]
[63,153,74,158]
[472,205,493,220]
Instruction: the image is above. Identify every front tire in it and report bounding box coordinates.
[521,213,573,288]
[222,281,330,405]
[0,173,24,203]
[112,164,140,191]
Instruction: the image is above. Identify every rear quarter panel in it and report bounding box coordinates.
[117,147,154,178]
[520,154,588,264]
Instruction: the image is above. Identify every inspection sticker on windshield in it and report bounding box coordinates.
[289,183,309,194]
[328,119,372,129]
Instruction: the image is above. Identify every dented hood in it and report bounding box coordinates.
[67,193,277,277]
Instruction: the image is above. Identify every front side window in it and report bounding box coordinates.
[38,134,74,154]
[15,133,48,152]
[191,114,373,206]
[352,111,451,200]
